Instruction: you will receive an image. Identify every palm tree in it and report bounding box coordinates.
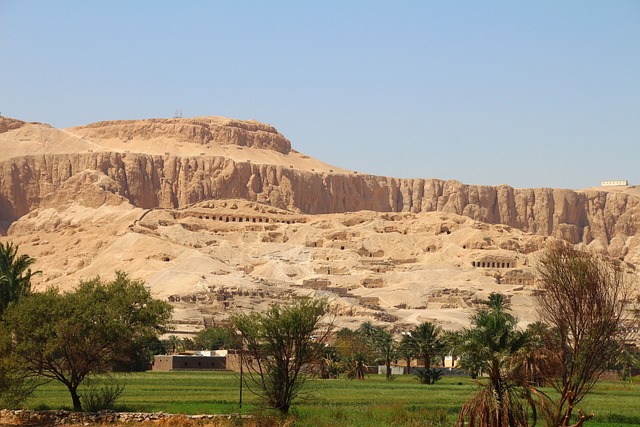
[335,327,371,380]
[457,293,541,427]
[373,327,397,380]
[166,335,182,354]
[520,321,552,387]
[441,329,464,369]
[356,321,377,338]
[342,351,368,380]
[404,322,443,384]
[484,292,510,311]
[399,335,415,374]
[357,322,397,380]
[0,242,38,317]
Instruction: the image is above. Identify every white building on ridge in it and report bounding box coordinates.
[601,180,628,186]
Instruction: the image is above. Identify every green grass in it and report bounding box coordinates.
[24,372,640,426]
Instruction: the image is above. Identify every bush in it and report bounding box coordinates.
[414,367,443,384]
[80,382,125,412]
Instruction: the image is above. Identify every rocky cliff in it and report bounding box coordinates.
[1,116,638,262]
[70,117,292,153]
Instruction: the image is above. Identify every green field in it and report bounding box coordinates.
[25,371,640,426]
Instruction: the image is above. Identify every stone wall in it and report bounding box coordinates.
[0,409,250,425]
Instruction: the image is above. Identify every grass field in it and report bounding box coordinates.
[25,371,640,426]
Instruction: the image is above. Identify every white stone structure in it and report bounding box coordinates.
[601,180,628,186]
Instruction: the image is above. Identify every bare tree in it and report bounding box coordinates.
[535,241,633,427]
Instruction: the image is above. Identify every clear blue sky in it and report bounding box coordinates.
[1,1,639,190]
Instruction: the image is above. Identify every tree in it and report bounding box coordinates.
[165,335,182,354]
[335,327,371,380]
[180,337,197,351]
[1,271,172,411]
[441,329,464,369]
[194,324,233,350]
[398,336,415,375]
[612,344,640,382]
[231,297,331,414]
[519,321,552,387]
[457,293,538,427]
[403,322,443,384]
[318,344,340,379]
[535,242,632,426]
[0,340,38,408]
[358,323,396,380]
[356,320,378,338]
[0,242,38,317]
[0,243,39,406]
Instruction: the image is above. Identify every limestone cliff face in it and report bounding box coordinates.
[1,152,639,259]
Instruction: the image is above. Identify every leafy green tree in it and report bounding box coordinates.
[232,297,331,414]
[194,325,233,350]
[0,341,38,408]
[1,271,172,411]
[457,293,538,427]
[403,322,443,384]
[535,241,632,426]
[181,337,197,351]
[0,242,38,317]
[612,344,640,382]
[147,336,169,357]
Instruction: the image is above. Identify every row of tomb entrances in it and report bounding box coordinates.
[197,215,301,225]
[471,260,514,269]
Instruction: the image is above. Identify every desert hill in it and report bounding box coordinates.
[0,115,638,332]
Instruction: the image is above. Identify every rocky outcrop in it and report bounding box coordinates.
[70,117,292,153]
[1,151,639,259]
[0,116,27,134]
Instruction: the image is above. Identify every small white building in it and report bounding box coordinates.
[601,180,628,187]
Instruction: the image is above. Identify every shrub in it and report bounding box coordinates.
[80,382,125,412]
[414,367,443,384]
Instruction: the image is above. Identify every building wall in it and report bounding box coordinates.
[153,356,174,371]
[152,355,227,371]
[601,180,628,186]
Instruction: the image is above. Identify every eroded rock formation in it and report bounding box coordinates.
[70,117,292,153]
[0,116,639,263]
